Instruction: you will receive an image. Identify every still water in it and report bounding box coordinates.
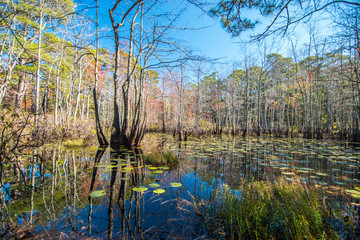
[1,134,360,239]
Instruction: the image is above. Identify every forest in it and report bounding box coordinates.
[1,0,360,239]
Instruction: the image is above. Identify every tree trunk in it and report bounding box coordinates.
[15,58,27,109]
[35,1,44,127]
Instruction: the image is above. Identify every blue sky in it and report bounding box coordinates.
[75,0,335,78]
[77,1,243,61]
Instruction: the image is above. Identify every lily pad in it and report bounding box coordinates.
[350,193,360,199]
[159,166,170,170]
[90,190,106,198]
[149,183,160,188]
[153,189,165,194]
[153,170,164,174]
[170,182,182,188]
[316,173,328,176]
[346,189,360,195]
[106,165,118,168]
[95,164,109,168]
[133,186,148,192]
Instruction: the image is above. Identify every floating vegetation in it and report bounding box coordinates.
[153,189,165,194]
[132,186,148,192]
[170,182,182,188]
[123,167,133,170]
[89,190,106,198]
[159,166,170,170]
[149,183,160,188]
[316,173,328,176]
[4,133,360,239]
[95,164,109,168]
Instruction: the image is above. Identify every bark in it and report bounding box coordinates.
[35,1,44,127]
[15,58,27,109]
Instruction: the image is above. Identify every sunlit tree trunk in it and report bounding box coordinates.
[35,0,44,127]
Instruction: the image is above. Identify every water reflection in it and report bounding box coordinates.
[1,135,360,238]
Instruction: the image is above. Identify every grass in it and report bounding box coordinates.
[199,178,354,239]
[143,151,178,167]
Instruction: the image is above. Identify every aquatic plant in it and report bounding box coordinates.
[89,190,106,198]
[143,151,178,166]
[170,182,182,188]
[153,189,165,194]
[199,178,353,239]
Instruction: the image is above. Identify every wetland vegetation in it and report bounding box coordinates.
[2,134,360,239]
[1,0,360,239]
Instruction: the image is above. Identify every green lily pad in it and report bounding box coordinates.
[153,189,165,194]
[106,165,118,168]
[149,183,160,188]
[316,173,328,176]
[346,189,360,195]
[350,193,360,199]
[95,164,109,168]
[170,182,182,188]
[133,186,148,192]
[90,190,106,198]
[153,170,164,174]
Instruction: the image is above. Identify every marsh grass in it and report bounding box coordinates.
[199,178,354,239]
[143,151,178,166]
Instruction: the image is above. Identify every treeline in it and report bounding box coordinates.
[1,0,359,145]
[148,31,360,141]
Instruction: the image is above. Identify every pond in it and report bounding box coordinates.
[1,134,360,239]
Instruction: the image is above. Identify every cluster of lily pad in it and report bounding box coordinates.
[145,134,360,200]
[132,181,182,194]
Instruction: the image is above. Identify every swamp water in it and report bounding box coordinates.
[1,134,360,239]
